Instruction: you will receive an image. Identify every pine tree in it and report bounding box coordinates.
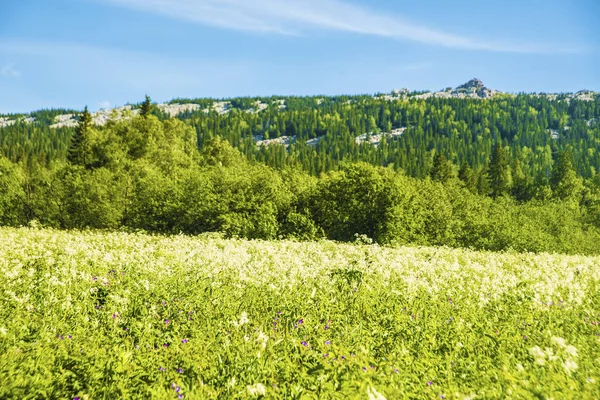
[430,152,454,183]
[487,143,511,197]
[511,158,532,201]
[140,95,152,118]
[551,150,583,201]
[458,162,477,193]
[67,106,92,167]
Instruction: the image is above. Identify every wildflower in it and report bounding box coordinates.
[68,335,72,339]
[181,339,189,344]
[565,345,578,358]
[551,337,566,348]
[529,346,546,365]
[178,395,183,399]
[177,368,184,373]
[367,386,386,400]
[163,343,168,348]
[301,341,308,347]
[325,340,331,345]
[247,383,266,397]
[159,367,166,372]
[165,319,170,324]
[563,359,578,374]
[175,386,181,393]
[427,381,433,386]
[239,312,249,326]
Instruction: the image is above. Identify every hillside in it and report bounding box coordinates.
[1,79,599,181]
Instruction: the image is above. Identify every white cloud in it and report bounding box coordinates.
[0,63,21,78]
[95,0,578,53]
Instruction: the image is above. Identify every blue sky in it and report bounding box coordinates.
[0,0,598,113]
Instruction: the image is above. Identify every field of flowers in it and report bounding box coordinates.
[0,227,599,399]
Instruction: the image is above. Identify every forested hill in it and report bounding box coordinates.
[1,81,600,254]
[1,79,599,179]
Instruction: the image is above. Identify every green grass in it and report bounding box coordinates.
[0,227,599,399]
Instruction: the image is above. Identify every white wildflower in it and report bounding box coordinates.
[256,331,269,350]
[247,383,266,397]
[0,327,6,336]
[239,311,249,326]
[367,385,386,400]
[529,346,546,365]
[551,337,566,348]
[564,345,578,358]
[563,359,578,374]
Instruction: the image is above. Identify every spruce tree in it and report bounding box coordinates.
[67,106,92,167]
[458,162,477,193]
[140,95,152,118]
[487,143,511,197]
[430,152,454,183]
[551,150,583,201]
[511,158,532,201]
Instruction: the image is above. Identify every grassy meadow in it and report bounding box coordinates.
[1,227,599,399]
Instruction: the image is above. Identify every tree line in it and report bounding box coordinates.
[1,100,600,254]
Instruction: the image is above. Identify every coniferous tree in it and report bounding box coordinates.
[551,150,583,201]
[140,95,152,118]
[458,162,477,193]
[487,143,511,197]
[67,106,92,167]
[511,158,532,201]
[430,153,454,183]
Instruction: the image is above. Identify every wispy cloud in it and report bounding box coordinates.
[0,63,21,78]
[95,0,579,53]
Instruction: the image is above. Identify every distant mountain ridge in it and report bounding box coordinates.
[1,79,598,129]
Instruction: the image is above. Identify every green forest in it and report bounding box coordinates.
[1,92,600,254]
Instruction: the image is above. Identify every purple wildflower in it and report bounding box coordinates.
[182,339,189,344]
[325,340,331,345]
[159,367,166,372]
[301,341,308,347]
[163,344,168,348]
[176,386,181,393]
[177,368,183,373]
[427,381,433,386]
[165,319,170,324]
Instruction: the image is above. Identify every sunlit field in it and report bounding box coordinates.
[1,227,599,399]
